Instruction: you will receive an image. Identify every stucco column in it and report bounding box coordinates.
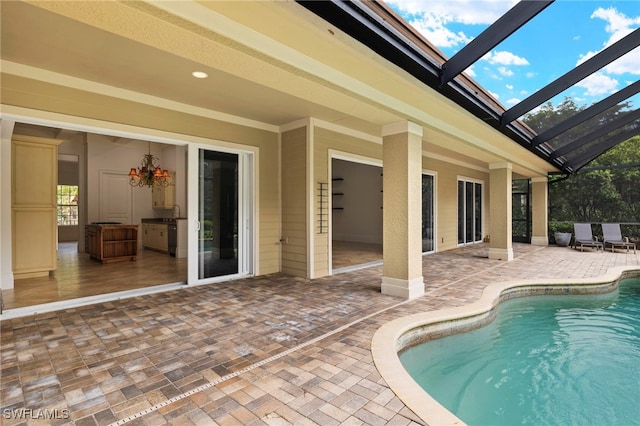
[530,176,549,246]
[489,162,513,261]
[381,121,424,299]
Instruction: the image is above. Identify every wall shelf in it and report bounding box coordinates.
[332,177,344,211]
[317,182,329,234]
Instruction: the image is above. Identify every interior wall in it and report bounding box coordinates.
[86,136,157,225]
[332,159,383,244]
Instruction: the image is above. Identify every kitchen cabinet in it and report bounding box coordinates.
[12,135,62,279]
[142,223,169,252]
[176,219,188,258]
[85,224,138,263]
[152,171,175,209]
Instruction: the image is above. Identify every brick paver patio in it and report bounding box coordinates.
[1,243,639,425]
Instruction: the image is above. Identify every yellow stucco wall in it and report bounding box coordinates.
[281,127,308,277]
[422,156,490,252]
[307,124,494,279]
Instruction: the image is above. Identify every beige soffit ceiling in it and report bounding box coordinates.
[0,0,557,176]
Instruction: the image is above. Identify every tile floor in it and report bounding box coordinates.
[2,240,379,311]
[1,243,639,425]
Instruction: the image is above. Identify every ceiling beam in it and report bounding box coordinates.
[501,28,640,125]
[567,127,639,172]
[552,109,640,159]
[440,1,553,86]
[533,80,640,146]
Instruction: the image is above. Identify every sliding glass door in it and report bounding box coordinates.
[188,144,252,285]
[422,173,435,253]
[458,178,483,245]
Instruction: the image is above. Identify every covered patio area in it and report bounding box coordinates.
[1,244,639,425]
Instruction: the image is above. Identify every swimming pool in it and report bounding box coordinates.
[400,277,640,425]
[370,266,640,425]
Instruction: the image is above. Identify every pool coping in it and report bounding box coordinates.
[371,266,640,426]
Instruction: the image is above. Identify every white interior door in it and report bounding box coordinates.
[187,144,253,285]
[99,170,132,224]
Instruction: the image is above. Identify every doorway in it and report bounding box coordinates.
[2,128,192,311]
[331,158,383,271]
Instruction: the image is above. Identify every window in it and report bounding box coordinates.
[57,185,78,225]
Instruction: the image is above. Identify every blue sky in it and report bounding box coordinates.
[386,0,640,114]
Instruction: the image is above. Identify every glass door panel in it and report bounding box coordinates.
[458,179,483,245]
[457,181,464,244]
[465,182,474,243]
[188,144,252,285]
[474,182,482,242]
[198,150,238,279]
[422,174,435,252]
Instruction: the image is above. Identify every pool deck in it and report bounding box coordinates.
[1,243,639,425]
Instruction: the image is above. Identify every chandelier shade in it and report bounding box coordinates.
[128,143,170,187]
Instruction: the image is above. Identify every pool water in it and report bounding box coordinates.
[400,278,640,426]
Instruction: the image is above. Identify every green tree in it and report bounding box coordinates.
[523,98,639,224]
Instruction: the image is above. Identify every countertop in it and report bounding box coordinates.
[88,222,138,227]
[141,218,187,224]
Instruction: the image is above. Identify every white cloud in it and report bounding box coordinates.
[506,84,513,90]
[506,98,521,105]
[406,16,472,48]
[576,72,619,96]
[389,0,515,24]
[484,50,529,66]
[388,0,515,48]
[605,47,640,75]
[591,7,640,40]
[577,8,640,76]
[463,66,476,78]
[497,66,514,77]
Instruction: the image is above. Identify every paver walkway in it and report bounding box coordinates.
[1,244,639,425]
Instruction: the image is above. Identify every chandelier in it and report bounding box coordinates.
[128,142,170,187]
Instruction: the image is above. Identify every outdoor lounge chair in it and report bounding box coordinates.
[602,223,636,253]
[573,223,602,251]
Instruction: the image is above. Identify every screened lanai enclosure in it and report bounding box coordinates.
[299,1,639,174]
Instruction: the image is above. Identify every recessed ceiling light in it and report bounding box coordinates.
[192,71,208,79]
